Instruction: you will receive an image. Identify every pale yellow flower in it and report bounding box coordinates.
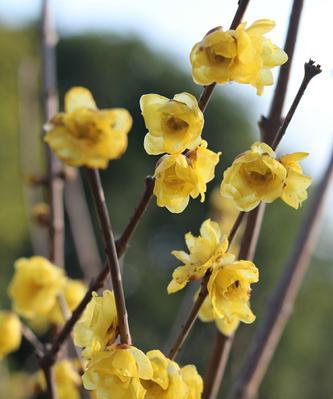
[198,295,240,336]
[48,279,87,325]
[82,345,153,399]
[0,311,21,358]
[45,87,132,168]
[8,256,65,319]
[280,152,312,209]
[190,19,288,95]
[141,93,204,155]
[181,365,203,399]
[37,360,81,399]
[168,219,230,293]
[154,142,220,213]
[207,259,259,324]
[73,290,118,359]
[220,142,287,211]
[143,350,202,399]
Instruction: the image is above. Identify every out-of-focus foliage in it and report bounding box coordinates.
[0,22,332,399]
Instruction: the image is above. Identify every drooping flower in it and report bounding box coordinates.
[141,93,204,155]
[280,152,312,209]
[168,219,231,293]
[73,290,118,359]
[36,360,81,399]
[154,142,220,213]
[198,294,240,336]
[207,259,259,324]
[44,87,132,168]
[142,350,203,399]
[48,279,87,325]
[0,311,22,358]
[8,256,65,319]
[82,345,153,399]
[190,19,288,95]
[220,142,287,211]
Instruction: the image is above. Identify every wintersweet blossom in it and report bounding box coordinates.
[141,92,204,155]
[44,87,132,168]
[82,345,153,399]
[0,311,22,358]
[280,152,312,209]
[207,258,259,324]
[37,360,81,399]
[220,142,287,211]
[73,290,118,359]
[142,350,203,399]
[168,219,230,293]
[190,19,288,95]
[8,256,65,319]
[153,142,220,213]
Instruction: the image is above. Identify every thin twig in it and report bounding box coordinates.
[85,168,131,345]
[41,0,64,268]
[167,212,245,360]
[203,334,234,399]
[21,324,44,357]
[198,0,251,112]
[271,60,322,150]
[260,0,304,143]
[227,146,333,399]
[116,176,155,256]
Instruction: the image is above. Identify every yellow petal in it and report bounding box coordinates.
[65,87,97,113]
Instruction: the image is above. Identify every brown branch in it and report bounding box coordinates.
[116,176,155,256]
[198,0,251,112]
[85,168,131,345]
[167,212,245,360]
[227,146,333,399]
[203,333,234,399]
[21,323,44,357]
[260,0,304,143]
[271,60,322,150]
[41,0,64,268]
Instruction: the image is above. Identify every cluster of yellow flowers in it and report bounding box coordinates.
[141,93,220,213]
[72,289,203,399]
[168,219,259,335]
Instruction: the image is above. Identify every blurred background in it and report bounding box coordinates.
[0,1,332,398]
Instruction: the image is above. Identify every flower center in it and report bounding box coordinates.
[165,116,189,132]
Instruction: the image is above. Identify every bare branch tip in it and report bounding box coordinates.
[305,59,322,79]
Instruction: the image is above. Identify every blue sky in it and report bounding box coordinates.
[1,0,333,181]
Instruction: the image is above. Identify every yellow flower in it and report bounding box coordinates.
[73,290,118,359]
[280,152,312,209]
[190,19,288,95]
[207,259,259,324]
[168,219,230,293]
[141,93,204,155]
[180,365,203,399]
[45,87,132,168]
[82,345,153,399]
[220,142,287,211]
[198,295,240,336]
[48,279,87,325]
[0,311,21,358]
[143,350,202,399]
[37,360,81,399]
[154,142,220,213]
[8,256,65,319]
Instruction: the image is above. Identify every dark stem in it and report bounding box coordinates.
[21,323,44,357]
[41,0,64,267]
[203,334,234,399]
[198,0,250,112]
[167,212,245,360]
[116,176,154,256]
[85,168,131,345]
[40,363,57,399]
[260,0,304,143]
[271,60,321,150]
[227,147,333,399]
